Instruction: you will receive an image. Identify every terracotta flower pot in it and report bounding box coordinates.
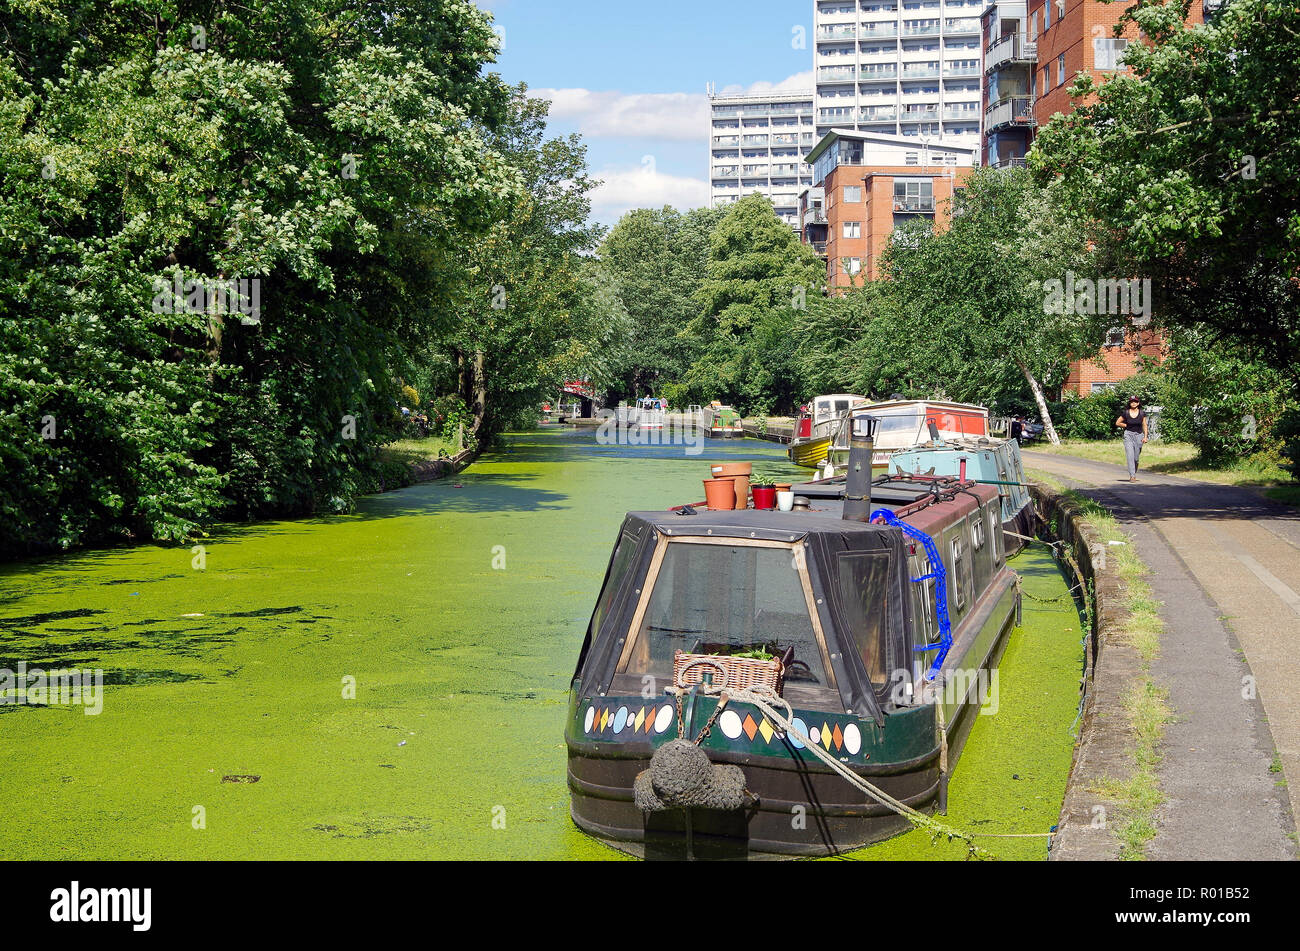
[710,461,753,479]
[774,483,792,493]
[703,477,736,510]
[731,474,750,509]
[752,486,777,510]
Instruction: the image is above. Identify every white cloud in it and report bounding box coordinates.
[718,71,816,97]
[588,167,710,225]
[532,72,813,141]
[534,88,708,141]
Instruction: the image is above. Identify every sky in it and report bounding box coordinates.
[477,0,815,226]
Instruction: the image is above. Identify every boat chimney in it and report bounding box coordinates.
[842,414,878,522]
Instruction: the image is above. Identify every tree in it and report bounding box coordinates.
[598,205,722,400]
[869,168,1096,443]
[439,85,615,440]
[1031,0,1300,378]
[678,194,826,414]
[0,0,518,551]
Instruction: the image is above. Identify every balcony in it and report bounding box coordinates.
[860,25,899,38]
[900,108,940,121]
[984,96,1036,130]
[712,135,740,146]
[893,196,936,213]
[942,105,978,120]
[818,66,857,82]
[817,26,858,40]
[741,135,770,145]
[771,133,801,145]
[901,66,940,78]
[942,64,980,77]
[712,165,740,177]
[859,67,900,80]
[804,207,828,225]
[985,33,1037,72]
[860,108,898,121]
[943,18,980,33]
[991,156,1029,169]
[811,241,828,257]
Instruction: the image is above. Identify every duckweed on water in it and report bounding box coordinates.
[0,427,1081,860]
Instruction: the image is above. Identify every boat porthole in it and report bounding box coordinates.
[844,723,862,756]
[583,707,595,733]
[612,707,628,734]
[719,710,743,740]
[789,718,808,749]
[653,705,674,733]
[809,726,821,746]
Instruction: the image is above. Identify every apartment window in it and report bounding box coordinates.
[1044,2,1052,27]
[1057,54,1066,86]
[1104,326,1125,348]
[1094,37,1129,70]
[839,257,863,276]
[905,151,920,166]
[1091,382,1119,394]
[843,185,862,202]
[1055,0,1065,16]
[1030,68,1037,98]
[843,221,862,238]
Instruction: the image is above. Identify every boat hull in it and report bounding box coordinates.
[787,435,832,468]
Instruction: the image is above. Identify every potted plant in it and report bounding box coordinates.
[751,475,778,510]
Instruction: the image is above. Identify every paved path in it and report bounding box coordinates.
[1024,450,1297,860]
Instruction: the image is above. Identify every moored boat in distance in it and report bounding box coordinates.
[566,418,1021,858]
[702,401,744,438]
[787,393,866,468]
[827,399,990,470]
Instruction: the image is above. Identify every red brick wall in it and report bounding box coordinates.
[1062,329,1167,396]
[1028,0,1202,127]
[822,164,971,288]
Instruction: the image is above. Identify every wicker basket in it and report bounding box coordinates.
[673,649,784,694]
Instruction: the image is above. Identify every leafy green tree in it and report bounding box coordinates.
[1031,0,1300,377]
[0,0,517,552]
[439,85,621,440]
[869,168,1095,442]
[679,194,825,414]
[598,205,722,401]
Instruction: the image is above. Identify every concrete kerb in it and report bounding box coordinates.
[1032,483,1146,861]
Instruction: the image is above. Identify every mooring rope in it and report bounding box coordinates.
[715,685,1054,857]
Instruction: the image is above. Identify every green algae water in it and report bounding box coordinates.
[0,427,1082,860]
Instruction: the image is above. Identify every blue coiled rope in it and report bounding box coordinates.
[871,508,952,681]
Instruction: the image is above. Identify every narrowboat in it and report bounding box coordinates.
[703,402,744,439]
[890,435,1035,553]
[826,400,990,470]
[566,418,1021,858]
[787,393,866,468]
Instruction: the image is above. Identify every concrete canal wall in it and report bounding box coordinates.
[1032,484,1146,861]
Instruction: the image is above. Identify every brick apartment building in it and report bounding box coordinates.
[1021,0,1206,396]
[800,130,975,287]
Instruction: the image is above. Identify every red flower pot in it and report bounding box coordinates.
[751,486,777,510]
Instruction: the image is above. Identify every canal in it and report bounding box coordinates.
[0,427,1083,860]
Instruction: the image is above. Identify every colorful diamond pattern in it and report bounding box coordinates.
[742,713,758,741]
[758,718,775,744]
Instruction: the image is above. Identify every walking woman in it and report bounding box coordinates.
[1115,396,1149,482]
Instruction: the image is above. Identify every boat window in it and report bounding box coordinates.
[991,510,1004,564]
[837,551,893,687]
[951,535,972,611]
[911,554,939,644]
[590,531,638,642]
[970,513,985,551]
[615,541,828,695]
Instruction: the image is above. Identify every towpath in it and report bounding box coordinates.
[1024,450,1298,860]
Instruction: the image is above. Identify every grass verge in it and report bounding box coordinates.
[1035,439,1296,500]
[1030,468,1173,859]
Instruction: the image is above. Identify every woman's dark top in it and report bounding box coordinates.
[1121,409,1146,433]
